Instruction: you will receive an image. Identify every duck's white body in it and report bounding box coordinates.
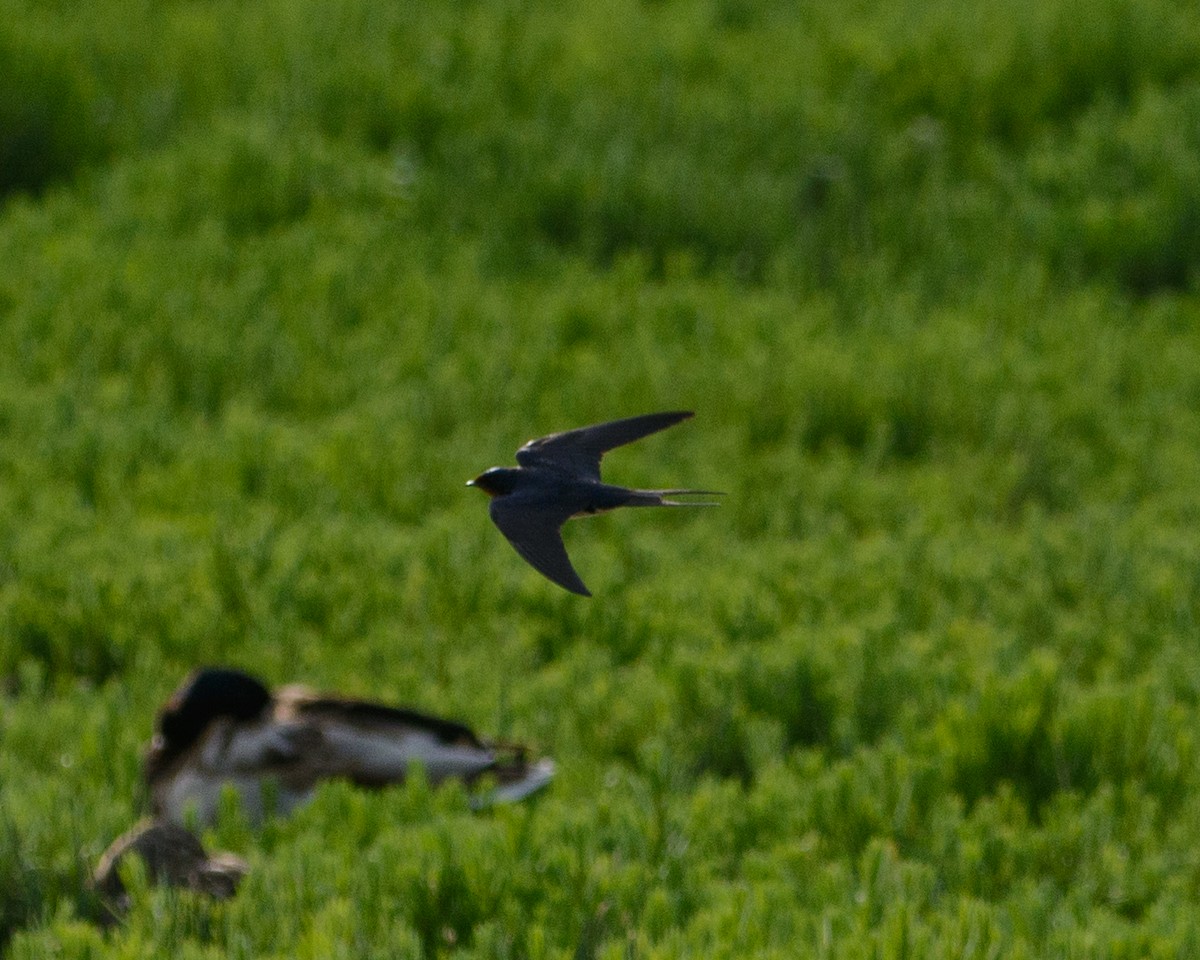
[146,671,555,826]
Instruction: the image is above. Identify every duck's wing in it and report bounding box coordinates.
[277,689,502,785]
[209,716,320,772]
[515,411,693,481]
[283,691,486,746]
[283,690,557,793]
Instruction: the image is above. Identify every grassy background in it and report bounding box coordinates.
[2,0,1200,956]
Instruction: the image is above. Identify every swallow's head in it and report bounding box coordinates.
[467,467,521,497]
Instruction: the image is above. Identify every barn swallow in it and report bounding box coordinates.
[468,410,721,596]
[144,667,555,827]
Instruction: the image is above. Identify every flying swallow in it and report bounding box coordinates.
[468,410,721,596]
[144,667,555,827]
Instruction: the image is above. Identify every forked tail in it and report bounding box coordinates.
[629,488,726,507]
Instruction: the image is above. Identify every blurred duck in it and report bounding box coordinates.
[92,818,247,923]
[144,667,555,826]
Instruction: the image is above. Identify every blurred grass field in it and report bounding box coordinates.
[3,0,1200,955]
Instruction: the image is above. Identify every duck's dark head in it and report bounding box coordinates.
[467,467,521,497]
[145,668,272,780]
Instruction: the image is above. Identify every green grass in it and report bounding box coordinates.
[2,0,1200,955]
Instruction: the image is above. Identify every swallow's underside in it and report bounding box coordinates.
[469,411,721,596]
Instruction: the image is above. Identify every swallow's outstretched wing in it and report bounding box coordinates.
[515,411,693,481]
[488,498,591,596]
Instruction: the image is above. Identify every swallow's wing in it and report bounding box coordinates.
[515,411,693,481]
[489,498,591,596]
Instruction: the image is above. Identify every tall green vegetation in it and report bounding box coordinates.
[2,0,1199,956]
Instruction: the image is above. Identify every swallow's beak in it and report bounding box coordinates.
[467,474,498,496]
